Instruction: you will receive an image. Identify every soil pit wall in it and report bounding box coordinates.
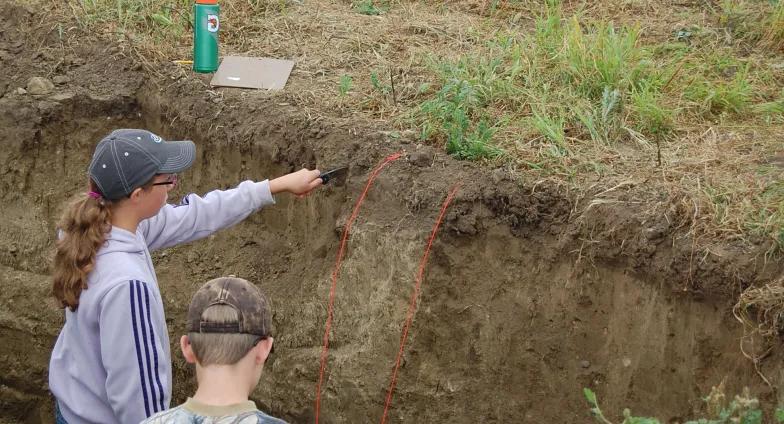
[0,84,774,424]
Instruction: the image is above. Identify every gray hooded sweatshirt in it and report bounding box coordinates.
[49,180,275,424]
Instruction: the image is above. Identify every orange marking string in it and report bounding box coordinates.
[380,183,460,424]
[315,152,403,424]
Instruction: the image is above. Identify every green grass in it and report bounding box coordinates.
[353,0,389,15]
[585,386,784,424]
[698,165,784,253]
[339,74,353,97]
[412,0,781,161]
[560,17,648,99]
[746,176,784,250]
[414,2,675,160]
[532,110,566,146]
[370,71,391,95]
[717,0,755,38]
[711,0,784,48]
[686,65,752,116]
[68,0,193,43]
[417,77,503,160]
[762,1,784,50]
[754,91,784,123]
[631,82,674,137]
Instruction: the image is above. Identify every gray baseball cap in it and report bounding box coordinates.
[187,277,272,337]
[88,129,195,200]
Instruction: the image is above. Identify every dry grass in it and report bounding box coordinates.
[735,277,784,342]
[734,276,784,385]
[761,1,784,52]
[26,0,784,254]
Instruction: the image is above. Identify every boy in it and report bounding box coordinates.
[142,276,286,423]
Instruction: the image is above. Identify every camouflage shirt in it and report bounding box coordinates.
[140,398,287,424]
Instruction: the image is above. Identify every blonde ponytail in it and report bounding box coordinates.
[52,182,113,310]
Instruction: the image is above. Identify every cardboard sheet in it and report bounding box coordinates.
[210,56,295,90]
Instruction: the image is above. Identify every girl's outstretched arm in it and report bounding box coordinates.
[140,169,321,251]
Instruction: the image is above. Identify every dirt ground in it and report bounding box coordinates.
[2,1,784,423]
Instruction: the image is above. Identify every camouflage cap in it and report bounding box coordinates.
[186,277,272,337]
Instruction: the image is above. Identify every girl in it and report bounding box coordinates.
[49,129,322,424]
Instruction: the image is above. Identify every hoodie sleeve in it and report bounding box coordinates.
[140,180,276,251]
[100,280,170,424]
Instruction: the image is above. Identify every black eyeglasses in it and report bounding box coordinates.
[152,175,178,187]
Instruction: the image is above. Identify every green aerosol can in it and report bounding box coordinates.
[193,0,220,73]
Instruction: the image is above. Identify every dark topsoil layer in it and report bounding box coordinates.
[2,1,784,423]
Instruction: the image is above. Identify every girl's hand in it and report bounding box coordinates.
[269,168,323,195]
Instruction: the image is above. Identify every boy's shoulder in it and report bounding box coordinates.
[138,404,190,424]
[253,409,288,424]
[140,404,288,424]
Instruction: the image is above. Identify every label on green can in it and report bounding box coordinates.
[207,14,219,32]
